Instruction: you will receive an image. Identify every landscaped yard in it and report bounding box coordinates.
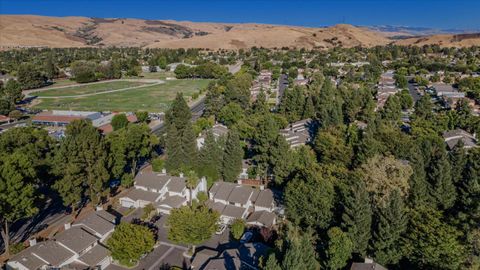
[31,81,152,97]
[33,79,210,112]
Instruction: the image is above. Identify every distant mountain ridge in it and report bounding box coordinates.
[0,15,479,49]
[367,25,480,37]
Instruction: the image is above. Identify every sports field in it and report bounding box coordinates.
[32,79,210,112]
[31,81,152,97]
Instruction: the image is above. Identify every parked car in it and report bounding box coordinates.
[240,231,253,244]
[216,224,227,235]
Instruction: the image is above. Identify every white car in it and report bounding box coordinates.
[216,224,227,235]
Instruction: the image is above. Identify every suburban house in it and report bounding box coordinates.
[208,182,276,226]
[119,170,207,214]
[280,118,317,148]
[92,112,138,134]
[6,210,116,270]
[32,110,102,127]
[431,83,466,108]
[251,70,273,101]
[351,258,387,270]
[191,242,270,270]
[0,114,11,124]
[376,70,400,109]
[196,123,229,149]
[442,129,478,150]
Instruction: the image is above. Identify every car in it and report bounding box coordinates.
[240,231,253,244]
[216,224,227,235]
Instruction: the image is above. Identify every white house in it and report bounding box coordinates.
[208,182,276,226]
[6,210,116,270]
[119,170,207,214]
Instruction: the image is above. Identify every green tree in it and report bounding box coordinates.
[107,124,158,184]
[70,60,97,83]
[285,170,334,230]
[381,95,402,121]
[326,227,353,270]
[3,79,23,104]
[281,226,319,270]
[222,129,243,182]
[426,146,456,210]
[219,102,245,126]
[135,111,149,123]
[186,170,199,205]
[0,154,38,256]
[359,155,412,207]
[53,120,109,210]
[111,113,129,131]
[107,222,155,266]
[371,190,407,266]
[403,206,465,269]
[341,179,372,256]
[230,218,245,240]
[198,131,224,183]
[17,63,47,89]
[264,254,282,270]
[167,205,220,254]
[165,93,198,172]
[314,127,353,167]
[43,54,59,80]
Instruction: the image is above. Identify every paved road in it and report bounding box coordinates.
[406,76,422,102]
[26,79,164,99]
[0,201,67,252]
[151,96,206,136]
[277,74,288,104]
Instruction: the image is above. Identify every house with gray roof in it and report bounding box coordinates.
[280,119,317,148]
[72,209,115,242]
[119,170,207,214]
[351,258,387,270]
[193,243,270,270]
[196,123,229,149]
[208,182,276,226]
[6,210,116,270]
[442,129,478,150]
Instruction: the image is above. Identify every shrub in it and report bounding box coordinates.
[230,219,245,240]
[151,158,165,172]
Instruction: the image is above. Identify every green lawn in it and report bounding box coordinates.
[33,79,210,112]
[32,81,151,97]
[126,71,176,80]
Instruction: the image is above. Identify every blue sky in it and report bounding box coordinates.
[1,0,478,29]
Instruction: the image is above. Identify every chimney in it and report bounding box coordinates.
[96,205,103,211]
[364,258,374,264]
[64,223,71,230]
[179,172,184,178]
[29,238,37,247]
[162,168,166,174]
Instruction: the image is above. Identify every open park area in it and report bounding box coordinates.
[31,79,210,112]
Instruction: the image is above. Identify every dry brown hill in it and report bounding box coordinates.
[0,15,478,49]
[395,33,480,47]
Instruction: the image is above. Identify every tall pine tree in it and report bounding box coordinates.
[222,129,243,182]
[371,190,407,266]
[341,178,372,256]
[165,93,198,173]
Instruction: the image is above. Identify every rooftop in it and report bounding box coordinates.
[73,210,115,237]
[123,188,162,202]
[55,226,98,254]
[134,172,171,191]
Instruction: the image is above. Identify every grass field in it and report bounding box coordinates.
[32,81,151,97]
[33,79,210,112]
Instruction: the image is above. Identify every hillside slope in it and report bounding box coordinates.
[0,15,478,49]
[395,33,480,47]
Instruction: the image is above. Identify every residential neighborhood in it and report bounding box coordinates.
[1,2,480,270]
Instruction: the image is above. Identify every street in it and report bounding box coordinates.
[406,76,422,102]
